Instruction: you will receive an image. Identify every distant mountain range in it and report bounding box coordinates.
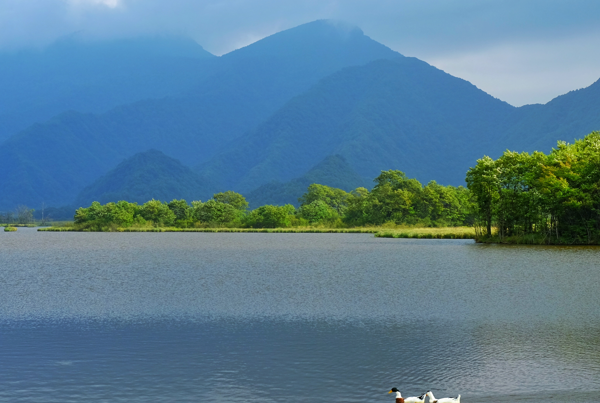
[74,149,213,207]
[0,20,599,212]
[245,155,369,209]
[0,35,216,143]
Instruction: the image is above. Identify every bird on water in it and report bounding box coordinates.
[426,390,461,403]
[388,388,404,403]
[388,388,427,403]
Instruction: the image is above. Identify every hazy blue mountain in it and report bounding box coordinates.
[0,35,216,142]
[0,20,399,210]
[2,20,599,212]
[497,78,600,152]
[245,155,369,208]
[199,57,516,190]
[74,150,213,207]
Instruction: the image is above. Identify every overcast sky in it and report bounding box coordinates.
[2,0,599,106]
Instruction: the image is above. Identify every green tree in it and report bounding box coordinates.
[298,200,339,223]
[191,199,241,225]
[299,184,350,214]
[213,191,249,211]
[140,199,176,226]
[246,204,295,228]
[168,199,192,227]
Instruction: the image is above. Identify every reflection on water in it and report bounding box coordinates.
[0,230,599,402]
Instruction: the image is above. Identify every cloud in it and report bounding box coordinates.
[1,0,599,104]
[428,31,600,106]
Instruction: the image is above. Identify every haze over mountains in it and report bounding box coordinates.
[0,20,599,213]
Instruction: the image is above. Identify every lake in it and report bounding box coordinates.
[1,228,599,402]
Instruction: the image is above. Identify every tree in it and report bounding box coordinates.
[140,199,176,226]
[191,200,240,225]
[246,205,295,228]
[168,199,192,226]
[299,184,350,214]
[213,191,249,211]
[298,200,339,223]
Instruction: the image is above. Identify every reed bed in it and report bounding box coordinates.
[374,226,475,239]
[38,226,476,240]
[38,227,379,234]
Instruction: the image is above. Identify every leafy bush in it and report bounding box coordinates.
[246,204,295,228]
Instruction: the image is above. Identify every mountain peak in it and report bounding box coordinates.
[74,150,213,207]
[223,19,394,61]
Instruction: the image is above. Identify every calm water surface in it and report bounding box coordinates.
[1,229,599,402]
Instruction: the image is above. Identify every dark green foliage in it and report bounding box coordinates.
[245,155,369,209]
[74,150,213,207]
[343,170,474,226]
[167,199,193,227]
[140,200,176,227]
[68,167,474,230]
[191,200,242,226]
[74,200,145,230]
[467,131,600,244]
[213,191,249,211]
[298,184,352,214]
[298,200,339,223]
[245,205,296,228]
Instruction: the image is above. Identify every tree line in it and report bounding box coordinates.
[467,131,600,244]
[72,171,475,231]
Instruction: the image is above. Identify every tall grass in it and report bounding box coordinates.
[374,226,475,239]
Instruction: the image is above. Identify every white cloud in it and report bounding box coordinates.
[0,0,598,105]
[425,32,600,106]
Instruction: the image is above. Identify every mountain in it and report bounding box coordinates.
[199,57,516,190]
[0,20,400,210]
[245,155,369,208]
[74,150,212,207]
[496,78,600,152]
[0,35,216,142]
[2,20,599,212]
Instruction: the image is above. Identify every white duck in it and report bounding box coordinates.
[388,388,427,403]
[426,390,461,403]
[405,392,427,403]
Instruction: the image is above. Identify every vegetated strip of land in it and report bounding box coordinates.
[38,226,378,234]
[37,225,476,239]
[33,131,600,244]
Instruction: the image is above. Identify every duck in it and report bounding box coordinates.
[388,388,427,403]
[426,390,461,403]
[388,388,403,402]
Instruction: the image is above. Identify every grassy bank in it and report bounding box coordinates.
[474,234,600,245]
[374,226,475,239]
[38,225,477,239]
[38,226,379,234]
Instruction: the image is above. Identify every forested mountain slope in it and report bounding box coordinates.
[0,20,399,209]
[245,155,369,208]
[74,150,212,207]
[497,78,600,153]
[199,57,516,190]
[0,35,216,142]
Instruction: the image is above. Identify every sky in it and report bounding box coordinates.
[1,0,599,106]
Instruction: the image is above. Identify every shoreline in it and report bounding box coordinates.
[37,225,476,239]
